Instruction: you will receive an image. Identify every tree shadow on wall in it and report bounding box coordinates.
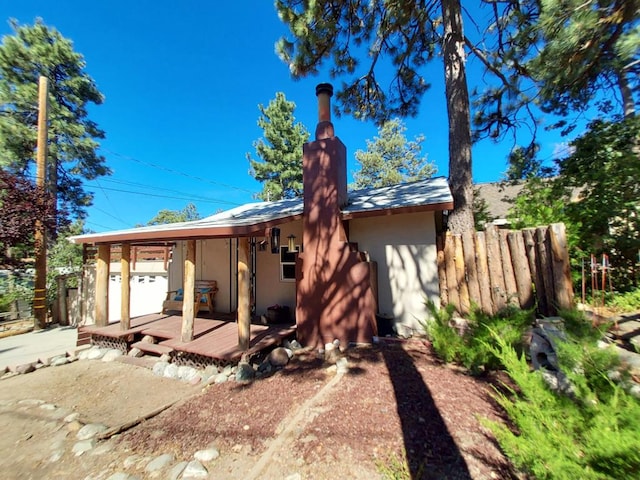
[381,344,472,479]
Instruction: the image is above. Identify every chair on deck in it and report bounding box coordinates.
[162,280,218,315]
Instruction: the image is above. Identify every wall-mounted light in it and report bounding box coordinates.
[288,234,297,252]
[270,227,280,254]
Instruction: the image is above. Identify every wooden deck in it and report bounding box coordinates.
[79,313,297,362]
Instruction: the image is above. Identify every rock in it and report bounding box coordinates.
[15,363,36,374]
[284,339,302,351]
[51,356,70,367]
[159,353,171,363]
[181,460,209,479]
[77,348,90,360]
[145,453,175,472]
[336,357,349,374]
[18,399,45,406]
[194,447,220,462]
[152,361,169,376]
[106,474,140,480]
[189,375,202,385]
[203,365,219,378]
[168,461,188,480]
[102,349,123,362]
[222,365,233,376]
[163,363,179,379]
[213,373,228,384]
[258,360,272,373]
[86,347,106,360]
[67,420,84,432]
[64,412,81,423]
[268,347,290,367]
[90,443,114,456]
[235,363,255,382]
[178,366,200,382]
[72,438,96,455]
[123,454,142,469]
[285,474,302,480]
[76,423,108,440]
[141,335,156,344]
[128,348,144,358]
[40,403,57,411]
[49,450,64,462]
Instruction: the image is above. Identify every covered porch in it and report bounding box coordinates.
[78,312,296,367]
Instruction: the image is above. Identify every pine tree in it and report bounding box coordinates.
[275,0,475,232]
[146,203,201,225]
[247,92,309,201]
[0,19,110,222]
[353,118,436,189]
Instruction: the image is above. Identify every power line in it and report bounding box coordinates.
[83,184,241,205]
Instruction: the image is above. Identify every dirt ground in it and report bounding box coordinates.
[0,340,515,480]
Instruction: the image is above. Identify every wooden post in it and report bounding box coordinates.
[56,276,68,326]
[237,237,251,350]
[536,226,555,315]
[181,240,196,342]
[95,244,110,326]
[549,223,574,311]
[485,225,506,311]
[120,243,131,330]
[33,76,49,329]
[508,231,534,310]
[499,230,519,306]
[461,230,480,310]
[454,234,470,315]
[444,232,460,312]
[474,232,494,314]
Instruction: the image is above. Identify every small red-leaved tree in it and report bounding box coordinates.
[0,169,58,268]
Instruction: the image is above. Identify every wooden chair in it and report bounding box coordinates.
[162,280,218,315]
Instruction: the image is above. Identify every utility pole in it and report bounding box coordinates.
[33,76,49,329]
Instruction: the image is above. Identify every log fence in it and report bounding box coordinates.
[438,223,574,317]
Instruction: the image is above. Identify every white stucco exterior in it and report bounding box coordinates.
[349,211,439,336]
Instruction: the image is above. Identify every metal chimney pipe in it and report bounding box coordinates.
[315,83,334,140]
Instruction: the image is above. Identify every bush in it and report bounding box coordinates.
[484,333,640,479]
[421,302,533,374]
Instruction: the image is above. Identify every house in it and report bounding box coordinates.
[71,83,453,348]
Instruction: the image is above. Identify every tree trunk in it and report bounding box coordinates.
[441,0,474,234]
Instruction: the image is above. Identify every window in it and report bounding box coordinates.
[280,246,298,282]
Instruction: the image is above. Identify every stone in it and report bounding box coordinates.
[163,363,179,379]
[145,453,175,472]
[90,443,114,456]
[268,347,290,367]
[194,447,220,463]
[285,474,302,480]
[123,454,142,469]
[18,399,45,406]
[49,450,64,462]
[203,365,219,378]
[72,438,96,455]
[40,403,57,411]
[178,366,200,382]
[106,474,140,480]
[284,339,302,351]
[86,347,106,360]
[336,357,349,374]
[64,412,81,423]
[141,335,156,344]
[159,353,171,363]
[181,460,209,479]
[258,360,272,373]
[213,373,228,384]
[152,361,169,377]
[77,423,108,440]
[102,349,123,362]
[51,356,70,367]
[222,364,233,376]
[128,347,144,358]
[67,420,84,432]
[15,363,36,374]
[235,363,255,382]
[168,461,188,480]
[190,375,202,385]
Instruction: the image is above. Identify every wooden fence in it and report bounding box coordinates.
[437,223,574,317]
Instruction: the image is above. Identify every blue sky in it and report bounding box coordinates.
[1,1,569,232]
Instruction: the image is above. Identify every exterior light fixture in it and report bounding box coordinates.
[288,234,297,252]
[271,227,280,254]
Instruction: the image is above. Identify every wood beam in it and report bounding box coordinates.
[120,243,131,330]
[237,237,250,350]
[181,240,196,342]
[95,244,110,327]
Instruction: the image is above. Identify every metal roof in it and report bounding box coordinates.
[71,176,452,244]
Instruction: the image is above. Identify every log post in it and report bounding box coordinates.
[485,225,506,311]
[56,276,68,326]
[436,235,448,306]
[454,234,470,315]
[461,230,480,310]
[535,227,555,315]
[499,230,519,306]
[120,243,131,330]
[474,232,494,315]
[508,231,534,310]
[181,240,196,342]
[237,237,251,350]
[549,223,574,311]
[95,244,110,326]
[444,232,460,312]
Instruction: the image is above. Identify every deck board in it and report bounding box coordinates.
[80,313,296,362]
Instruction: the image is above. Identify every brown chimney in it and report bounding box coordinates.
[296,83,378,347]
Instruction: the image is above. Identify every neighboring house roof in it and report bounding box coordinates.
[474,181,524,226]
[71,176,453,245]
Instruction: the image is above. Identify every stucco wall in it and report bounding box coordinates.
[349,211,440,336]
[254,220,301,318]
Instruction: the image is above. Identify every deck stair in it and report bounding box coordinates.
[130,340,174,356]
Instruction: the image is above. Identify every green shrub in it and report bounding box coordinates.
[421,302,533,374]
[607,286,640,313]
[484,333,640,479]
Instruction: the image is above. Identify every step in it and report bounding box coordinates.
[130,341,174,356]
[76,330,92,347]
